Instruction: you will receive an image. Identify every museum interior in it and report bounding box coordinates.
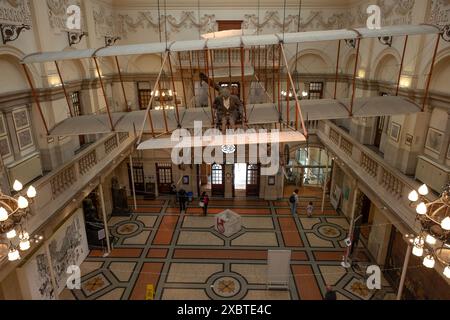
[0,0,449,301]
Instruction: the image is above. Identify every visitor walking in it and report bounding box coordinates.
[306,201,314,217]
[324,285,337,300]
[289,189,299,216]
[199,192,209,216]
[178,189,187,213]
[171,183,177,205]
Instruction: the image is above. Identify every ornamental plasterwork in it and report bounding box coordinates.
[0,0,31,24]
[93,6,115,37]
[47,0,85,31]
[352,0,414,27]
[429,0,450,26]
[116,11,216,38]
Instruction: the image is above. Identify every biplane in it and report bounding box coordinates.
[20,24,444,150]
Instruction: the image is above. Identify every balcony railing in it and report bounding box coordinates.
[317,120,433,232]
[28,132,134,235]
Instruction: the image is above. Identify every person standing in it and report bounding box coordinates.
[199,192,209,216]
[178,189,187,213]
[324,285,337,300]
[213,88,242,133]
[306,201,314,218]
[289,189,299,216]
[171,183,177,205]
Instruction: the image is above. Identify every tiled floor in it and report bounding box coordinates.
[60,189,395,300]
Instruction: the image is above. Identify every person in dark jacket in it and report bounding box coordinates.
[324,285,337,300]
[200,192,209,216]
[178,189,187,213]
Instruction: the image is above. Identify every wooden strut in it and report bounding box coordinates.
[137,51,169,144]
[22,64,49,135]
[177,52,188,112]
[422,34,441,112]
[204,48,215,125]
[272,45,276,104]
[264,45,268,92]
[188,51,196,105]
[277,44,282,119]
[93,57,115,131]
[395,36,408,96]
[333,40,341,99]
[54,61,74,117]
[240,46,248,123]
[286,70,290,126]
[280,44,308,138]
[167,52,181,126]
[157,74,169,133]
[228,48,232,86]
[115,56,129,112]
[349,38,361,116]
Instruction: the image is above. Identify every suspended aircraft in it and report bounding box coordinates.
[20,24,445,150]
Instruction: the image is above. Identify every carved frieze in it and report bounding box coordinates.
[429,0,450,26]
[0,0,31,24]
[93,6,115,37]
[47,0,84,31]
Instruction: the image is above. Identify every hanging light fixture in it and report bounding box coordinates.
[408,183,450,278]
[0,179,36,260]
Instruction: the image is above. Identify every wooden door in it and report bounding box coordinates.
[246,164,260,197]
[128,163,145,194]
[211,163,225,196]
[374,116,385,148]
[156,163,172,194]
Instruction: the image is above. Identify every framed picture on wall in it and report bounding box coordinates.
[12,108,30,131]
[389,122,401,142]
[17,128,34,150]
[405,134,413,146]
[0,136,11,157]
[183,175,189,185]
[268,176,275,185]
[0,114,6,135]
[425,128,444,154]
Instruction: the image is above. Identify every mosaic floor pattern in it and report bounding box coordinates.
[60,191,395,300]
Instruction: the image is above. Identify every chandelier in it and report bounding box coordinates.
[281,90,308,100]
[221,145,236,154]
[0,180,36,262]
[408,183,450,278]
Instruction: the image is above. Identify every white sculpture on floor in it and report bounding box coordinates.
[215,209,242,237]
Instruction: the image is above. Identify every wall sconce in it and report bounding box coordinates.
[0,24,31,44]
[67,31,88,46]
[357,69,366,79]
[48,75,62,87]
[399,75,412,88]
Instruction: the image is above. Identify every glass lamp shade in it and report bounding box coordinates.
[425,234,437,245]
[6,229,17,239]
[441,217,450,231]
[408,190,419,202]
[416,202,427,215]
[19,239,30,251]
[412,245,423,257]
[444,266,450,279]
[13,180,23,192]
[26,186,36,198]
[423,255,435,268]
[0,207,8,222]
[19,231,29,240]
[302,91,308,97]
[418,184,429,196]
[8,248,20,261]
[18,196,28,209]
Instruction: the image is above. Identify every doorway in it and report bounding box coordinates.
[156,163,172,194]
[128,163,145,195]
[233,163,247,197]
[374,116,385,148]
[211,163,225,196]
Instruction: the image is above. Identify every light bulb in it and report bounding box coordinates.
[414,236,424,246]
[444,266,450,279]
[418,184,429,196]
[8,248,20,261]
[408,190,419,202]
[6,229,17,239]
[18,196,28,209]
[412,245,423,257]
[416,202,427,215]
[13,180,23,192]
[302,91,308,97]
[423,255,435,268]
[425,234,437,245]
[19,231,29,240]
[441,217,450,231]
[0,207,8,222]
[27,185,36,198]
[19,239,31,251]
